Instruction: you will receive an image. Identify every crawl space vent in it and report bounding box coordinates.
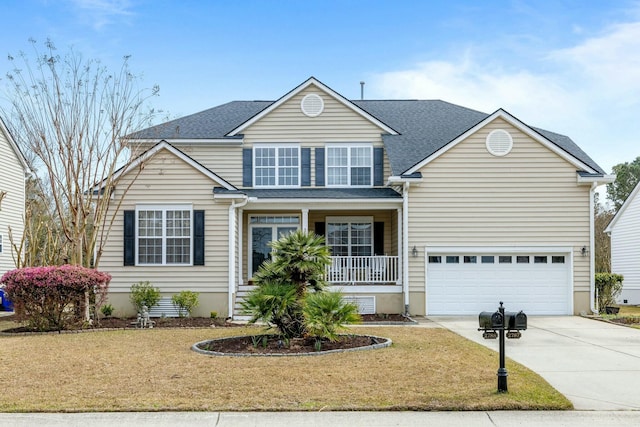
[342,296,376,314]
[300,93,324,117]
[485,129,513,156]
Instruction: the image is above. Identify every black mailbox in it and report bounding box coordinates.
[479,310,504,330]
[505,310,527,330]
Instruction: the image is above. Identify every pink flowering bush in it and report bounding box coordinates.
[1,265,111,331]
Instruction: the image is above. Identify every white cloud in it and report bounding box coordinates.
[68,0,134,30]
[370,13,640,174]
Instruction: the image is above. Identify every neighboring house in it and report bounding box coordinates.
[0,117,28,279]
[605,180,640,304]
[99,77,613,318]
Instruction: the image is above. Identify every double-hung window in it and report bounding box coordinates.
[254,144,300,187]
[137,205,192,265]
[326,144,372,187]
[326,217,373,257]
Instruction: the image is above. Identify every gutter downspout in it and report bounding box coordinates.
[589,182,597,314]
[229,196,249,319]
[402,182,410,315]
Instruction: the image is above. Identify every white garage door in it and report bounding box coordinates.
[426,251,571,315]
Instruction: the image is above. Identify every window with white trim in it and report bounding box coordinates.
[254,145,300,187]
[326,144,372,187]
[326,217,373,256]
[137,206,192,265]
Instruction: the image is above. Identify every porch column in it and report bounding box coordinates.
[301,208,309,232]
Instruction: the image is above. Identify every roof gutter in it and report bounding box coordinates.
[589,182,598,314]
[577,173,615,184]
[228,195,249,319]
[387,175,423,185]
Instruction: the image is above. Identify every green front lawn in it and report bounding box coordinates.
[0,320,571,412]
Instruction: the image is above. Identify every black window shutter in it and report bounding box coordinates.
[315,147,325,186]
[193,210,205,266]
[315,222,325,237]
[301,148,311,186]
[374,147,384,186]
[124,210,135,266]
[374,222,384,255]
[242,148,253,187]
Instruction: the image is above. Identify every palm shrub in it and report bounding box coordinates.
[129,281,161,313]
[242,231,362,340]
[595,273,624,311]
[304,290,361,349]
[171,290,199,317]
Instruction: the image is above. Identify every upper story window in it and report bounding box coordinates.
[254,144,300,187]
[326,144,372,187]
[136,205,192,265]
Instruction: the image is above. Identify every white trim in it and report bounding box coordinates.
[387,175,424,184]
[0,117,30,172]
[589,182,597,313]
[402,183,409,313]
[325,143,374,188]
[134,204,194,266]
[328,285,402,294]
[247,214,301,278]
[227,77,399,136]
[577,174,615,185]
[112,141,236,191]
[605,179,640,233]
[405,109,599,175]
[252,143,301,188]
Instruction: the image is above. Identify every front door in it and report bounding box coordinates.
[249,215,300,276]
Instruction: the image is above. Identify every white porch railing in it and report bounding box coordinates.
[325,256,399,284]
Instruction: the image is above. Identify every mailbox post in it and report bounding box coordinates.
[478,301,527,393]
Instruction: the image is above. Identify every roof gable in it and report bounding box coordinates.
[114,141,236,190]
[0,116,29,172]
[404,109,600,175]
[227,77,399,137]
[605,180,640,233]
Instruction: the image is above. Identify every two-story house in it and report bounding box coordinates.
[99,77,612,318]
[0,117,28,279]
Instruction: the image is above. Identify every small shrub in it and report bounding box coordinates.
[595,273,624,311]
[0,265,111,331]
[171,290,199,317]
[129,281,161,313]
[100,303,114,317]
[303,291,361,347]
[210,311,218,319]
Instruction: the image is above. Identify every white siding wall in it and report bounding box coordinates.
[610,187,640,296]
[99,148,231,310]
[406,118,592,313]
[0,129,25,276]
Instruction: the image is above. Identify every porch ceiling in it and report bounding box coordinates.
[223,187,402,200]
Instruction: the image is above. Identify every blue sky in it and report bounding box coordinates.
[1,0,639,182]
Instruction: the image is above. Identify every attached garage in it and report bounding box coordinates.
[425,247,573,315]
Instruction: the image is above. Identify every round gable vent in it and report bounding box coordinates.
[301,93,324,117]
[486,129,513,156]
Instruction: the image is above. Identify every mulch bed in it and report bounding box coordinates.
[0,313,412,334]
[196,334,384,355]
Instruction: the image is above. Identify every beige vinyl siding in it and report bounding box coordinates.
[242,85,391,186]
[407,118,591,299]
[99,147,231,297]
[0,130,25,275]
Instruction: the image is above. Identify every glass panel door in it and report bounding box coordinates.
[251,227,272,275]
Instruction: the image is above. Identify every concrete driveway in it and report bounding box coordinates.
[428,316,640,410]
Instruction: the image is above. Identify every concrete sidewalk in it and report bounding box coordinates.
[428,315,640,410]
[2,411,640,427]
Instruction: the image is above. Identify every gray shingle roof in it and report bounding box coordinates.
[214,187,402,199]
[130,98,605,175]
